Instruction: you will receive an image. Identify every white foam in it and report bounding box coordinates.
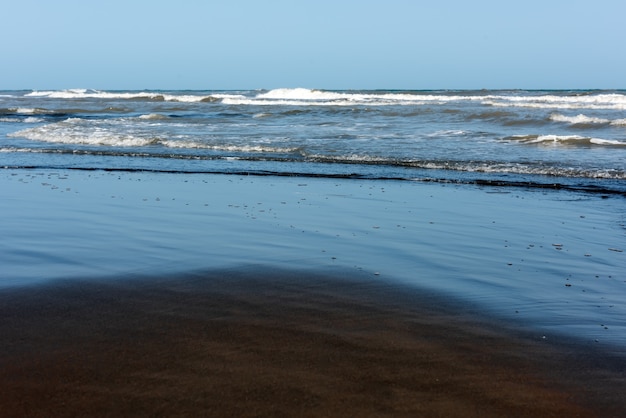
[25,89,220,103]
[137,113,169,120]
[23,117,44,123]
[302,153,396,167]
[221,88,626,110]
[256,88,485,104]
[589,138,626,146]
[162,94,215,103]
[0,116,44,123]
[222,89,431,106]
[26,89,94,98]
[0,147,45,153]
[28,90,145,99]
[484,93,626,110]
[23,88,626,110]
[160,140,299,153]
[509,134,625,147]
[256,88,348,101]
[551,113,626,126]
[8,119,158,147]
[535,135,625,146]
[15,108,39,114]
[550,113,609,124]
[426,130,468,137]
[534,134,586,143]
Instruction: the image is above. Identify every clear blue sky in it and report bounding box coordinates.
[3,0,625,90]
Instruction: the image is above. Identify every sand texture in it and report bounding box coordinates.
[1,268,624,417]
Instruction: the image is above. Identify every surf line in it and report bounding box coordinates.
[3,165,625,198]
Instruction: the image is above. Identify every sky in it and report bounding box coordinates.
[3,0,625,90]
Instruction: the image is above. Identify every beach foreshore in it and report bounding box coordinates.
[0,266,624,417]
[1,168,625,416]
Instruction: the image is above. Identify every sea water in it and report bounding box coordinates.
[1,88,625,191]
[1,89,625,345]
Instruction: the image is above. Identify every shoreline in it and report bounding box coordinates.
[1,266,625,417]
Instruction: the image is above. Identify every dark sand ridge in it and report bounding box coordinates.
[1,266,624,417]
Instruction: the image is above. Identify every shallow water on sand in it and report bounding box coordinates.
[1,169,624,347]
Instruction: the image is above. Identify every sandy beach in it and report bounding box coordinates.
[1,169,625,416]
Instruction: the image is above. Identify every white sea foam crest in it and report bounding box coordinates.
[611,118,626,126]
[12,108,41,114]
[160,140,299,153]
[532,135,589,144]
[588,138,626,146]
[8,118,158,147]
[426,130,468,137]
[509,134,625,146]
[254,88,490,104]
[222,88,626,110]
[550,113,609,124]
[21,88,626,110]
[4,107,56,115]
[484,94,626,110]
[550,113,626,126]
[24,117,44,123]
[25,89,222,103]
[0,116,44,123]
[137,113,170,120]
[305,154,626,179]
[223,88,445,106]
[256,88,348,101]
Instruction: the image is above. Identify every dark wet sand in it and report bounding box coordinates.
[1,267,624,417]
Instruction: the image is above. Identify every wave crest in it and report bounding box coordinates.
[20,88,626,110]
[25,89,222,103]
[8,119,160,147]
[506,134,626,147]
[550,113,610,125]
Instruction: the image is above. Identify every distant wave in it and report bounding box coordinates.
[25,89,237,103]
[223,88,626,110]
[22,88,626,110]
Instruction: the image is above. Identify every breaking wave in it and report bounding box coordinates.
[506,135,626,147]
[4,88,624,192]
[23,88,626,110]
[25,89,235,103]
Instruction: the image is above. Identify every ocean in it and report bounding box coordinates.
[1,88,625,193]
[1,88,625,346]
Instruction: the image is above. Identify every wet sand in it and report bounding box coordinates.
[1,169,625,416]
[1,267,624,417]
